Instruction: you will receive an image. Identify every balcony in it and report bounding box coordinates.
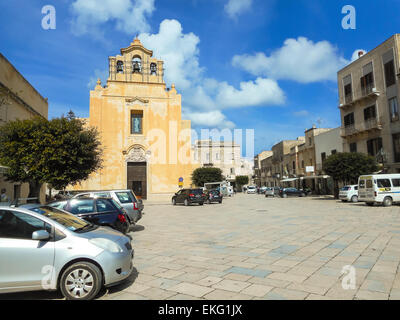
[339,87,379,110]
[341,118,383,138]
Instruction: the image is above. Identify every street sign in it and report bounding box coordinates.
[179,177,183,182]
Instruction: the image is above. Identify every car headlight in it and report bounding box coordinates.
[89,238,123,253]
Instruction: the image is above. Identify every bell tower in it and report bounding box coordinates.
[108,37,165,84]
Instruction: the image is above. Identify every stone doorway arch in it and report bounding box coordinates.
[125,145,148,199]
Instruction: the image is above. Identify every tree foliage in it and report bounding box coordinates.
[235,175,249,187]
[0,115,103,197]
[323,152,378,184]
[191,167,224,187]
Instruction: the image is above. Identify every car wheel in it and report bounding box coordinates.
[383,197,393,207]
[219,200,222,203]
[184,199,189,206]
[301,193,306,197]
[199,202,204,206]
[351,195,358,203]
[172,198,176,205]
[366,202,374,206]
[341,200,347,202]
[283,193,287,198]
[60,262,102,300]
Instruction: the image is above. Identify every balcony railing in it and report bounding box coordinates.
[344,94,353,105]
[361,83,375,97]
[341,118,383,137]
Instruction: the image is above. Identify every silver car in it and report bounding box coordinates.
[72,190,143,225]
[0,205,134,300]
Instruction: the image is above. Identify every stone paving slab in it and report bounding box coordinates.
[4,194,400,300]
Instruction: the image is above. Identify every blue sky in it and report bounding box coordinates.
[1,0,399,155]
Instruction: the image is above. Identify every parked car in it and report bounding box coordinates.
[206,189,223,204]
[339,185,359,202]
[259,186,267,194]
[265,187,280,197]
[0,205,134,300]
[247,186,257,194]
[48,198,130,234]
[72,190,143,225]
[54,190,80,200]
[279,188,306,198]
[172,188,205,206]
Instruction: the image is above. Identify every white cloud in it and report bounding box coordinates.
[184,110,235,129]
[70,0,155,36]
[351,49,368,61]
[139,19,202,90]
[232,37,349,83]
[137,19,284,128]
[224,0,252,19]
[216,78,285,108]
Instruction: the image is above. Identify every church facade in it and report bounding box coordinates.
[75,38,197,200]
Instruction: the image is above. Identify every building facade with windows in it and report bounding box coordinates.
[73,38,196,200]
[254,151,273,187]
[193,139,254,184]
[0,53,48,203]
[338,34,400,172]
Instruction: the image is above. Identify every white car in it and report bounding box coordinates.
[339,185,358,202]
[247,186,257,194]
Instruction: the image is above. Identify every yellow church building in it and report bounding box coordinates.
[75,38,197,200]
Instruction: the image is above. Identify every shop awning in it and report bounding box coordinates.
[300,175,330,180]
[280,178,299,182]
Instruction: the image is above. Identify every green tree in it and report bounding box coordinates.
[0,115,103,200]
[235,175,249,189]
[191,167,224,187]
[323,152,378,198]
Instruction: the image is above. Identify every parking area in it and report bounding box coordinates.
[3,193,400,300]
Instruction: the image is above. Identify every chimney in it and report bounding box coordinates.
[358,51,364,58]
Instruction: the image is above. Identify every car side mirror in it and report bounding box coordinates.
[32,230,50,241]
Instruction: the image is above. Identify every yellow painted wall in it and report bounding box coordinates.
[74,39,198,200]
[0,53,48,203]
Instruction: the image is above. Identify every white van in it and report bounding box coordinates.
[358,174,400,207]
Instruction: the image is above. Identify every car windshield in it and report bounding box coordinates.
[115,191,136,203]
[341,186,350,191]
[29,206,91,232]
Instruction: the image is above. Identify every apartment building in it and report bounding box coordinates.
[254,150,273,187]
[260,152,273,187]
[269,137,305,187]
[193,139,254,184]
[0,53,48,202]
[338,34,400,173]
[257,127,340,194]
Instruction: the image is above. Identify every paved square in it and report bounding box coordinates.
[3,193,400,300]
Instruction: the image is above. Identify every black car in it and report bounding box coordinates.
[279,188,306,198]
[206,189,223,204]
[172,188,205,206]
[49,197,130,234]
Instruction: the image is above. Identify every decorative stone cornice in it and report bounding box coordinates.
[125,97,149,104]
